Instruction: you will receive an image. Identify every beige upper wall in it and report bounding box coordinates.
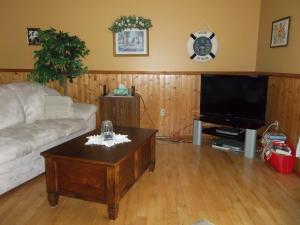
[0,0,261,71]
[256,0,300,74]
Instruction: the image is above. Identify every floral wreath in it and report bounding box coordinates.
[109,15,153,33]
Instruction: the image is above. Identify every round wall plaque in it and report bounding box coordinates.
[187,31,218,62]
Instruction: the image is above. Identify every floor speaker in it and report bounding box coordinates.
[193,119,202,145]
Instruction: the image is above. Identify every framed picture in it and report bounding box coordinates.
[113,29,149,56]
[27,28,41,45]
[270,16,291,48]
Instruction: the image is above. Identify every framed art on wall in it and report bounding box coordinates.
[27,28,41,45]
[113,29,149,56]
[270,16,291,48]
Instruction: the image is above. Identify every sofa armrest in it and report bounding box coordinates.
[72,103,97,120]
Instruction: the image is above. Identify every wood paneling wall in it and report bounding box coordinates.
[266,76,300,147]
[0,71,28,83]
[0,71,200,137]
[1,71,300,147]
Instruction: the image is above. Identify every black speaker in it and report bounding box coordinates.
[103,85,107,96]
[131,86,135,96]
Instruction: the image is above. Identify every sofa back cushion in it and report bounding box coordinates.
[43,95,74,119]
[0,85,25,130]
[7,82,44,124]
[43,86,61,96]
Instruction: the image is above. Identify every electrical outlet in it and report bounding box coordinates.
[160,108,166,117]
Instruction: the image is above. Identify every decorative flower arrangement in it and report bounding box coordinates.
[109,15,152,33]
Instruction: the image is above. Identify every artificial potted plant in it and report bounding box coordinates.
[28,28,90,95]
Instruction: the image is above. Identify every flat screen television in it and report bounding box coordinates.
[200,74,268,128]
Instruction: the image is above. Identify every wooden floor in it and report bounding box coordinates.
[1,139,300,225]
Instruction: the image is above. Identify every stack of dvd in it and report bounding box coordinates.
[265,132,287,141]
[263,132,291,156]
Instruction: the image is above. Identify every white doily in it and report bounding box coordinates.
[85,133,131,147]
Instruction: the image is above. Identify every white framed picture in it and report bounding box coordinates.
[113,29,149,56]
[270,16,290,48]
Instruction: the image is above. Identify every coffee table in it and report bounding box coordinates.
[41,127,157,219]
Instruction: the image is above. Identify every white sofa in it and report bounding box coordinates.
[0,82,97,195]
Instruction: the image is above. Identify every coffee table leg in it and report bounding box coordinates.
[107,203,119,220]
[48,192,59,207]
[149,162,155,172]
[149,135,156,172]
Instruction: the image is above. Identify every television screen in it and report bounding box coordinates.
[200,75,268,126]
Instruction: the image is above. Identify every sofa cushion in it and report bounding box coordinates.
[72,103,97,120]
[0,118,87,165]
[0,124,57,165]
[0,138,32,166]
[34,118,87,137]
[43,86,61,96]
[0,85,25,130]
[7,82,44,124]
[43,95,74,120]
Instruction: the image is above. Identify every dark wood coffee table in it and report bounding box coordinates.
[41,127,157,220]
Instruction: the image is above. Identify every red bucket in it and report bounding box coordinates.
[266,143,296,174]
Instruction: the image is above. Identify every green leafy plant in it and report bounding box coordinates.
[109,15,152,33]
[28,28,90,95]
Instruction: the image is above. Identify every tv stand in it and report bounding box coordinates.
[193,118,259,159]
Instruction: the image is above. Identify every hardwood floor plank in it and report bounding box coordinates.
[1,140,300,225]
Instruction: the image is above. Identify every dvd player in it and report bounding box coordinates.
[216,127,244,136]
[212,138,244,152]
[212,144,230,151]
